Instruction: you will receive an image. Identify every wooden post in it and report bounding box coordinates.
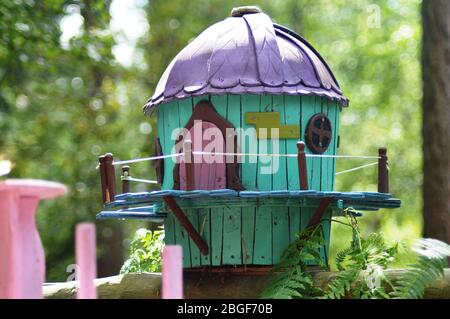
[297,141,308,190]
[76,223,97,299]
[104,153,116,202]
[183,140,195,191]
[98,155,108,203]
[121,166,130,194]
[378,147,389,193]
[0,179,66,299]
[162,245,183,299]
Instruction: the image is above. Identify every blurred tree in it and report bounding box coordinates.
[422,0,450,245]
[0,0,425,280]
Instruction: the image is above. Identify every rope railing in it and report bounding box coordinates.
[97,140,389,205]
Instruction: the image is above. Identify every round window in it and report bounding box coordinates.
[305,113,332,154]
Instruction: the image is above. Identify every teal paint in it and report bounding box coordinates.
[284,95,302,243]
[240,94,259,265]
[222,94,243,265]
[253,94,273,265]
[187,209,201,267]
[198,208,211,265]
[271,95,290,263]
[210,208,224,266]
[157,94,341,268]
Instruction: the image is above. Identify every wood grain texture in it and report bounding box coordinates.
[253,94,273,265]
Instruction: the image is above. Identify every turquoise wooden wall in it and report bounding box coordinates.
[157,94,341,268]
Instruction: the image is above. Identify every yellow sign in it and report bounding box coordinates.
[245,112,300,139]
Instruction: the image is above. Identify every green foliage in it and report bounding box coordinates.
[120,228,165,274]
[262,209,449,299]
[391,239,450,299]
[259,225,325,299]
[324,211,397,299]
[0,0,427,280]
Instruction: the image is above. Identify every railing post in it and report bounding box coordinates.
[104,153,116,202]
[378,147,389,193]
[98,155,108,204]
[121,166,130,194]
[183,140,195,191]
[297,141,308,190]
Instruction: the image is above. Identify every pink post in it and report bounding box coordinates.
[162,245,183,299]
[0,179,67,299]
[76,223,97,299]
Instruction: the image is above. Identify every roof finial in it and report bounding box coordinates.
[231,6,262,17]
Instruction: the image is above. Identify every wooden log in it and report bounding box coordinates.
[162,246,183,299]
[75,223,97,299]
[297,141,308,190]
[43,269,450,299]
[378,147,389,193]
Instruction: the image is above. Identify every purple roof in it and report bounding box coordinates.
[143,11,348,113]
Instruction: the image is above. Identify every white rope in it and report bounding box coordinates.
[192,151,380,160]
[335,162,379,176]
[306,154,380,159]
[112,153,183,166]
[192,151,297,157]
[121,176,159,184]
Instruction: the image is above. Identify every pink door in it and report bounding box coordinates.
[180,121,226,190]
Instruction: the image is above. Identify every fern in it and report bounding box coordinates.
[323,209,397,299]
[391,238,450,299]
[260,224,326,299]
[261,207,449,299]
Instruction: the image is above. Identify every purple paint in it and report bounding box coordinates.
[144,12,348,112]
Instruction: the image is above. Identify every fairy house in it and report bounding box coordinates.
[97,7,400,270]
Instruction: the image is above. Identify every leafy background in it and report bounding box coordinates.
[0,0,422,281]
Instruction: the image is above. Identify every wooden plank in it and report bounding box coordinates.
[240,94,259,265]
[158,107,177,246]
[161,102,179,190]
[222,94,242,265]
[240,94,260,190]
[222,207,242,264]
[311,96,323,191]
[198,208,211,265]
[186,209,201,267]
[299,96,318,265]
[253,94,273,265]
[321,99,331,191]
[241,206,255,265]
[170,99,192,268]
[210,95,227,118]
[164,213,176,245]
[208,95,228,266]
[173,217,191,268]
[271,95,289,263]
[210,208,224,266]
[284,95,302,242]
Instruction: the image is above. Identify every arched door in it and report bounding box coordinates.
[179,121,226,190]
[173,100,244,191]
